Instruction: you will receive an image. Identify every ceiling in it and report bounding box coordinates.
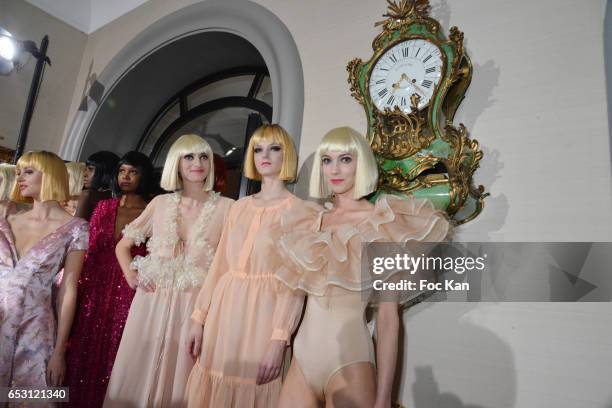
[25,0,149,33]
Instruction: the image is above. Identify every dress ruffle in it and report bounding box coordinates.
[185,362,281,408]
[131,254,208,290]
[125,192,220,290]
[276,195,451,297]
[122,223,146,246]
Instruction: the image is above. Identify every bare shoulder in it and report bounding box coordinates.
[49,208,75,229]
[8,207,75,232]
[7,209,29,225]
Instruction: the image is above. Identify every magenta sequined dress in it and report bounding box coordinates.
[0,217,89,390]
[65,198,147,407]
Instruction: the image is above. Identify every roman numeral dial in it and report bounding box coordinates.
[368,39,443,113]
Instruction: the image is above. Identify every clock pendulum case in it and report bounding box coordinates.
[347,0,488,224]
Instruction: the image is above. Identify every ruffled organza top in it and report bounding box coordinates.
[276,194,451,300]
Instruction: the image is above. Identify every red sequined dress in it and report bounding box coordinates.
[65,198,147,407]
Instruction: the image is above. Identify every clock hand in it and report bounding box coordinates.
[391,79,403,92]
[402,74,427,96]
[391,73,429,101]
[395,72,428,96]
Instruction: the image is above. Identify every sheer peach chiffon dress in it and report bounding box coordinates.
[103,192,233,407]
[185,194,306,407]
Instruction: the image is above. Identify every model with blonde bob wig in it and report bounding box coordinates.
[11,151,69,203]
[0,163,17,217]
[0,163,16,201]
[65,162,86,197]
[244,124,298,182]
[309,126,378,199]
[184,123,308,407]
[161,134,215,192]
[108,132,234,406]
[63,162,86,215]
[276,127,450,408]
[0,150,88,388]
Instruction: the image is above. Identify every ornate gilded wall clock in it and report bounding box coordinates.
[347,0,487,223]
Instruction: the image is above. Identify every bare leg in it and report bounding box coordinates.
[325,362,376,408]
[278,359,320,408]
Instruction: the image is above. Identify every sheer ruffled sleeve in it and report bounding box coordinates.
[368,195,452,305]
[368,194,451,244]
[191,203,233,325]
[121,195,158,245]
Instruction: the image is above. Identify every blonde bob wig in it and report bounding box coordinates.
[160,134,215,192]
[11,151,69,203]
[244,124,297,182]
[65,162,86,196]
[310,126,379,199]
[0,163,16,201]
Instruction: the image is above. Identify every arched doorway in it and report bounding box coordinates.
[61,0,304,197]
[141,64,274,198]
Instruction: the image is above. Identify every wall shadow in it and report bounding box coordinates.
[405,306,517,408]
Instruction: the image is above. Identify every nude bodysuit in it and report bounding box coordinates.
[276,194,451,400]
[293,292,374,399]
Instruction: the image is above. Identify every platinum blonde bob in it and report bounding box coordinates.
[0,163,16,201]
[309,126,378,199]
[160,134,215,192]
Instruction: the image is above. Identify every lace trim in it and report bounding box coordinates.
[131,192,221,290]
[121,223,147,246]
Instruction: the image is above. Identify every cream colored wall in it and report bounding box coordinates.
[263,0,612,242]
[0,0,87,154]
[60,0,199,146]
[24,0,90,33]
[449,0,611,243]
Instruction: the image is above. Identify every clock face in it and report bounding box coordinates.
[368,39,443,113]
